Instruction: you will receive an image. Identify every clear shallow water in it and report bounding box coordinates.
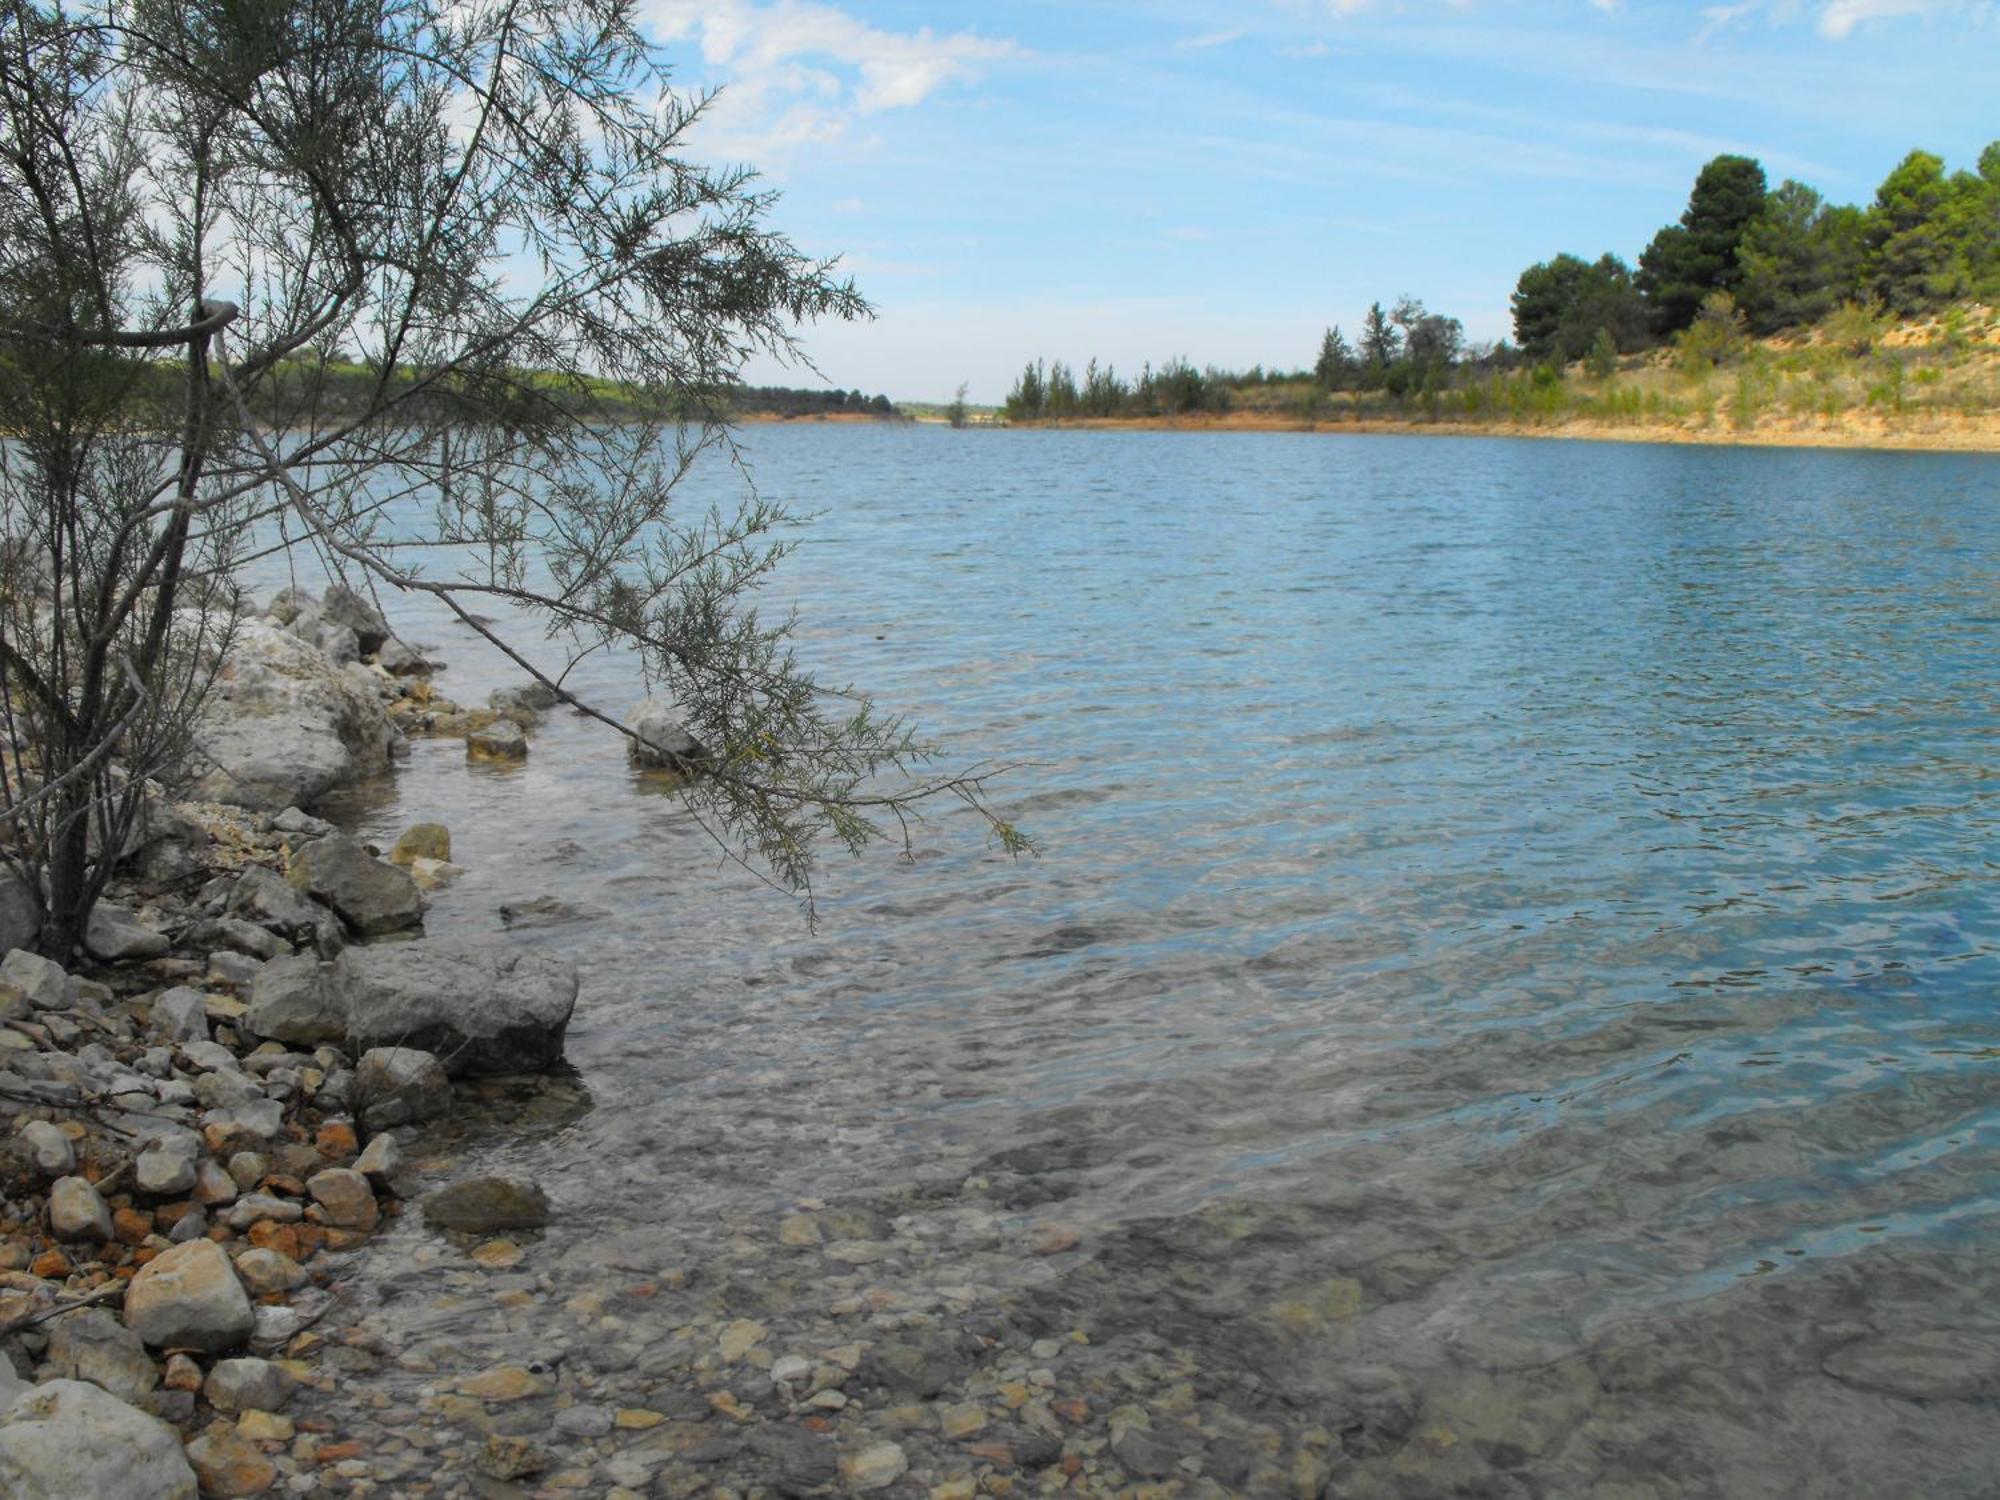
[299,429,1998,1496]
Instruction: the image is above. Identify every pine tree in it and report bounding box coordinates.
[1313,326,1355,391]
[1359,303,1400,387]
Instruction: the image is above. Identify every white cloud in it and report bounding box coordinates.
[1816,0,1968,34]
[1278,0,1988,30]
[1690,0,1991,40]
[1176,28,1247,49]
[643,0,1015,168]
[1696,1,1761,41]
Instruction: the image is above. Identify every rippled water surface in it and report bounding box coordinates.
[305,429,1998,1496]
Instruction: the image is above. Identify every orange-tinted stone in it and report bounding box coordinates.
[112,1207,153,1245]
[315,1122,358,1159]
[246,1222,302,1259]
[187,1427,279,1496]
[29,1249,69,1278]
[314,1440,364,1465]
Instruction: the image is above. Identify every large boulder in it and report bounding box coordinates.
[243,954,343,1045]
[185,618,397,811]
[122,1237,254,1353]
[0,1380,198,1500]
[624,698,705,771]
[337,943,578,1075]
[287,835,422,937]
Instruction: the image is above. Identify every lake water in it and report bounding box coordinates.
[296,428,2000,1497]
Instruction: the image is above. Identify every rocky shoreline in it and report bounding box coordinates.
[0,586,609,1497]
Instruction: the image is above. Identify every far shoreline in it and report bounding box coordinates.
[955,411,2000,456]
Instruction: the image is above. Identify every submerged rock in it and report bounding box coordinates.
[203,1357,296,1414]
[466,719,528,761]
[337,942,577,1075]
[389,823,451,866]
[354,1046,450,1129]
[423,1175,551,1234]
[498,896,601,930]
[840,1440,909,1493]
[747,1425,840,1495]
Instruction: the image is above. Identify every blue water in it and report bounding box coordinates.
[309,427,2000,1494]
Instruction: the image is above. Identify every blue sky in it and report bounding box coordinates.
[640,1,2000,403]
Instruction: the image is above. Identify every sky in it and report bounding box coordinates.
[636,0,2000,404]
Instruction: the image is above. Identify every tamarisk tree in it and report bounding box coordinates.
[0,0,1022,957]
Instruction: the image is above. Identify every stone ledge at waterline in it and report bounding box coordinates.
[243,942,579,1076]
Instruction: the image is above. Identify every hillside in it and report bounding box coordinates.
[995,304,2000,452]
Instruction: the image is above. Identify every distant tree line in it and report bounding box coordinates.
[1512,143,2000,361]
[1002,357,1231,420]
[733,385,899,418]
[1004,296,1483,420]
